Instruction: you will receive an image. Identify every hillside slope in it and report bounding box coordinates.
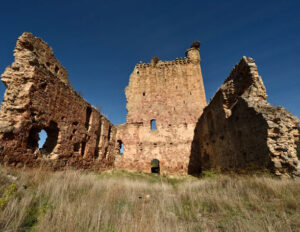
[0,167,299,232]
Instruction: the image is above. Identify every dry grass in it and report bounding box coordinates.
[0,167,299,232]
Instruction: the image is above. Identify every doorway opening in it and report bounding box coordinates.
[151,159,160,174]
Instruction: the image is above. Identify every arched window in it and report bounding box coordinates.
[27,121,59,155]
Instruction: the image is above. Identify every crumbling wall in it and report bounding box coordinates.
[0,33,117,169]
[189,57,300,177]
[115,43,207,173]
[1,34,298,177]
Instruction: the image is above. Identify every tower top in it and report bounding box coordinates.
[185,41,201,64]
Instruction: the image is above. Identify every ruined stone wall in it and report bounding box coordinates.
[0,33,117,170]
[115,43,207,173]
[189,57,300,177]
[1,33,298,177]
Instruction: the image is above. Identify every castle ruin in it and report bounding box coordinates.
[0,33,299,177]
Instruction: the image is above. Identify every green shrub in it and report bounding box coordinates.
[0,183,17,209]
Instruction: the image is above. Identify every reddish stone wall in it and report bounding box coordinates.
[189,57,300,177]
[115,43,207,173]
[0,34,298,177]
[0,33,117,170]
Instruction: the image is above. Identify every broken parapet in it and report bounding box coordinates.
[0,33,118,170]
[135,41,201,69]
[189,57,299,177]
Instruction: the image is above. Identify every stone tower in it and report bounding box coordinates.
[115,42,207,173]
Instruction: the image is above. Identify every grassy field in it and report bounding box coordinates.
[0,167,299,232]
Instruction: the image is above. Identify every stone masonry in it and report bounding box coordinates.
[189,57,300,177]
[0,33,299,176]
[115,42,206,173]
[0,33,117,170]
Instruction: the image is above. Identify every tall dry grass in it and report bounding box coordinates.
[0,167,299,232]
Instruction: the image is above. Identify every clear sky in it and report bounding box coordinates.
[0,0,299,125]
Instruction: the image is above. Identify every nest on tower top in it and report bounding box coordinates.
[190,41,200,49]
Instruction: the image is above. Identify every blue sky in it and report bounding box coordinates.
[0,0,299,125]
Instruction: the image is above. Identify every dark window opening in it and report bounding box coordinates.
[55,65,59,73]
[27,127,40,150]
[151,159,160,174]
[81,142,86,156]
[107,125,111,141]
[27,121,59,155]
[72,121,78,126]
[190,92,192,95]
[143,92,145,96]
[74,142,80,152]
[3,132,15,141]
[94,122,102,158]
[137,70,139,74]
[85,107,92,130]
[40,83,47,90]
[150,119,157,130]
[118,140,124,154]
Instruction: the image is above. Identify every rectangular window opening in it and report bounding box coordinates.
[150,119,157,130]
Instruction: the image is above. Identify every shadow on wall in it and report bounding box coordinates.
[187,98,272,176]
[187,117,202,176]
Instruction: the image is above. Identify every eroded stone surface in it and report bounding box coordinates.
[115,44,207,173]
[189,57,300,177]
[0,33,298,177]
[0,33,117,170]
